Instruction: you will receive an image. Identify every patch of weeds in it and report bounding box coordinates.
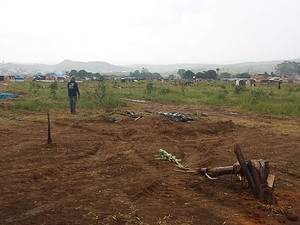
[234,85,247,94]
[146,82,154,95]
[49,81,58,99]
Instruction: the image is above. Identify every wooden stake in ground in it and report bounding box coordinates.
[47,111,52,144]
[234,144,257,197]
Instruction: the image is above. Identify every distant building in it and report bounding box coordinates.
[120,77,138,83]
[0,75,16,82]
[235,78,255,86]
[282,76,300,83]
[15,75,25,82]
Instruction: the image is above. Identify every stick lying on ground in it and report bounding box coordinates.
[125,111,144,121]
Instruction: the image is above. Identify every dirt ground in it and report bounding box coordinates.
[0,101,299,225]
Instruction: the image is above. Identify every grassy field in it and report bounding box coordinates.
[1,80,300,117]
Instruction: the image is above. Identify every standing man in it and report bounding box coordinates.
[67,76,80,114]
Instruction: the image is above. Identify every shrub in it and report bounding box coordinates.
[234,85,247,94]
[30,82,43,94]
[95,81,107,99]
[146,82,154,94]
[49,81,58,99]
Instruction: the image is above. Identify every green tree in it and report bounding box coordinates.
[130,70,140,77]
[235,72,251,78]
[152,72,162,79]
[183,70,195,80]
[219,72,232,79]
[69,70,78,77]
[168,74,176,80]
[141,67,149,73]
[77,70,88,78]
[130,69,162,80]
[195,72,204,79]
[177,69,186,78]
[275,61,300,76]
[203,70,218,79]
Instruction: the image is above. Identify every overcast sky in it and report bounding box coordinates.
[0,0,299,65]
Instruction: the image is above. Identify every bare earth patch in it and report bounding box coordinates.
[0,102,299,225]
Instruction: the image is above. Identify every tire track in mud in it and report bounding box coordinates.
[118,151,224,224]
[118,146,274,225]
[119,149,238,223]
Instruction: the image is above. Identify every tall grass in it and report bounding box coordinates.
[6,81,127,111]
[116,81,300,117]
[2,80,300,117]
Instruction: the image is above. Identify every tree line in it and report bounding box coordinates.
[177,61,300,80]
[67,70,103,80]
[275,61,300,76]
[129,67,162,79]
[65,61,300,81]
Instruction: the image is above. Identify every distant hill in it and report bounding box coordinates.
[1,58,300,76]
[52,60,129,73]
[0,60,131,76]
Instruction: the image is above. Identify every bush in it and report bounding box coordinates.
[49,81,58,99]
[234,85,247,94]
[95,81,107,99]
[146,82,154,94]
[30,82,43,94]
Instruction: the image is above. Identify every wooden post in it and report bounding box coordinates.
[234,144,257,197]
[47,111,52,144]
[248,159,275,204]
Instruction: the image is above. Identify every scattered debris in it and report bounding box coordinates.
[145,110,195,122]
[125,111,144,121]
[0,93,20,99]
[199,144,275,204]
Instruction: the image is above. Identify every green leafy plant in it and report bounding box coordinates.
[49,81,58,99]
[234,85,247,94]
[146,82,154,94]
[95,81,107,99]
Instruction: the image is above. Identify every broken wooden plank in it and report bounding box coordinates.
[234,144,257,197]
